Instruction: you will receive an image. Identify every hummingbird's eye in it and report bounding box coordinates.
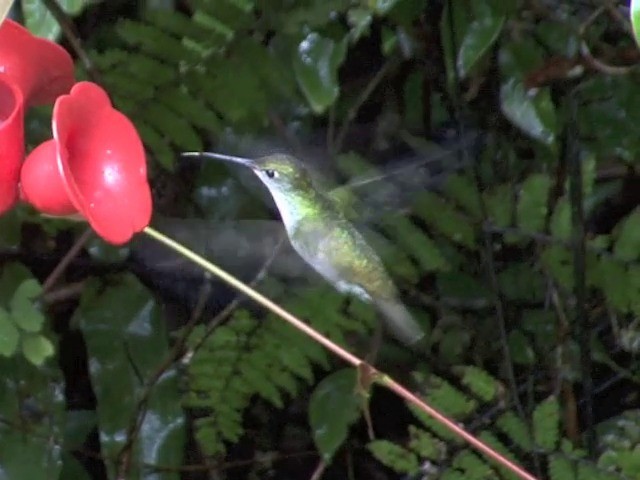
[264,169,277,179]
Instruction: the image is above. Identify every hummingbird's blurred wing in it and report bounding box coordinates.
[329,130,480,221]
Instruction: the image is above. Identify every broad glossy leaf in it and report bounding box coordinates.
[499,40,557,145]
[309,369,361,460]
[457,1,505,77]
[368,0,400,15]
[347,8,372,42]
[76,276,185,480]
[500,80,556,146]
[294,33,347,113]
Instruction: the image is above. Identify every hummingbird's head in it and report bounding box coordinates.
[183,151,313,194]
[251,154,313,192]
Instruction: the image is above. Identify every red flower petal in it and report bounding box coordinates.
[0,19,74,106]
[21,82,153,245]
[0,78,24,214]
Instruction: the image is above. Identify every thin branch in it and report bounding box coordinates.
[332,60,395,155]
[143,226,539,480]
[41,227,93,293]
[40,0,102,82]
[567,90,594,455]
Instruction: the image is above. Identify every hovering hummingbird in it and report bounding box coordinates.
[181,151,426,348]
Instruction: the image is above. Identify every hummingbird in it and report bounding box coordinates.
[182,151,426,348]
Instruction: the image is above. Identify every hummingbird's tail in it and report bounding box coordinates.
[373,298,426,348]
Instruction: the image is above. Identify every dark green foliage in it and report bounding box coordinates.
[6,0,640,478]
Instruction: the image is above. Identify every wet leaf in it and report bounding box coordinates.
[76,275,185,479]
[309,369,361,460]
[457,1,505,77]
[499,40,557,145]
[294,32,347,113]
[369,0,400,15]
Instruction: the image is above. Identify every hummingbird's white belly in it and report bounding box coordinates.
[294,237,373,303]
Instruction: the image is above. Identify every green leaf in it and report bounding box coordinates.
[613,208,640,262]
[457,1,505,77]
[0,431,62,480]
[549,454,577,480]
[484,184,513,228]
[414,191,476,248]
[508,330,535,365]
[456,365,499,402]
[10,279,45,333]
[294,33,347,113]
[444,174,482,220]
[368,0,400,15]
[500,80,557,146]
[367,439,419,474]
[0,309,19,357]
[75,276,185,478]
[517,173,551,232]
[379,215,450,272]
[499,38,556,145]
[309,369,362,460]
[21,334,55,366]
[497,411,532,451]
[347,8,373,42]
[22,0,86,40]
[541,245,573,290]
[533,396,560,451]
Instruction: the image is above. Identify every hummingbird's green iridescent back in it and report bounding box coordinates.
[247,154,425,346]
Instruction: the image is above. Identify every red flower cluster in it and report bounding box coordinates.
[0,19,152,245]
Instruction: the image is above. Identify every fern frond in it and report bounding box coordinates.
[549,454,576,480]
[455,365,500,403]
[367,439,420,475]
[533,396,560,451]
[496,411,533,451]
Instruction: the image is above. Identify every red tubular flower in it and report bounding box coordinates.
[21,82,153,245]
[0,19,74,214]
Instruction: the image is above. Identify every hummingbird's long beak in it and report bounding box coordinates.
[181,151,257,169]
